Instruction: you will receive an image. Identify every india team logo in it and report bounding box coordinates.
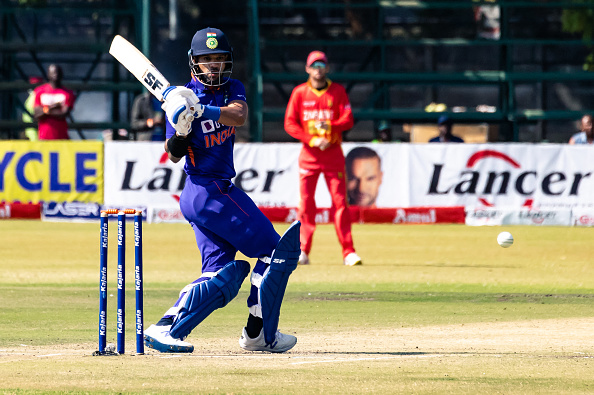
[206,32,218,49]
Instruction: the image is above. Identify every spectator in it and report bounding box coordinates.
[429,115,465,143]
[374,120,392,142]
[473,0,500,40]
[33,64,75,140]
[568,114,593,144]
[345,146,383,208]
[344,0,377,39]
[23,76,43,141]
[284,50,362,267]
[131,91,165,141]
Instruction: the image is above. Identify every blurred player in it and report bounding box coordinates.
[33,64,75,140]
[568,114,593,144]
[429,115,464,143]
[284,50,362,267]
[143,27,300,354]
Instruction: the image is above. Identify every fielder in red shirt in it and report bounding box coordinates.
[284,50,362,267]
[33,64,75,140]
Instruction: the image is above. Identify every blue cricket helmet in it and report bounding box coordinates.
[188,27,233,86]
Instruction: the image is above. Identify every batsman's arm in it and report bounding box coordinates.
[164,134,188,163]
[218,100,248,126]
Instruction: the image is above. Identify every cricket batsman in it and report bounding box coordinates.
[143,27,300,353]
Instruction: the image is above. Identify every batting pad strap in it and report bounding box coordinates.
[200,271,219,279]
[250,271,265,289]
[258,256,271,264]
[169,260,251,340]
[261,221,301,345]
[166,134,190,158]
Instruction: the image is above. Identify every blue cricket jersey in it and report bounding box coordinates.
[165,77,247,180]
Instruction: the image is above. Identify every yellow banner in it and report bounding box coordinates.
[0,141,104,204]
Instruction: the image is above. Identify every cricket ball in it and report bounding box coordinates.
[497,231,514,248]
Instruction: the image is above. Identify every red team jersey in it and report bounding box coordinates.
[284,79,354,172]
[33,83,75,140]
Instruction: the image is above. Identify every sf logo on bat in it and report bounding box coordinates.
[143,71,164,91]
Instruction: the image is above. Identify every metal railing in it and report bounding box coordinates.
[248,0,594,142]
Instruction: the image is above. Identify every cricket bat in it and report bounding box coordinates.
[109,35,170,102]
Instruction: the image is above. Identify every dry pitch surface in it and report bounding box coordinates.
[1,318,593,394]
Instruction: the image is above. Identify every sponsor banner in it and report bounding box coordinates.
[466,207,572,226]
[237,143,594,209]
[42,202,147,222]
[343,143,409,208]
[0,141,103,203]
[410,143,594,208]
[259,207,353,224]
[508,208,572,226]
[42,201,102,222]
[0,201,41,219]
[103,142,407,209]
[147,206,186,224]
[465,207,510,226]
[234,143,407,208]
[571,208,594,226]
[388,206,465,224]
[233,144,301,207]
[104,142,185,207]
[259,206,464,224]
[104,142,594,210]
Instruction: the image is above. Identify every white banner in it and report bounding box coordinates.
[147,206,186,224]
[103,142,594,210]
[104,142,185,207]
[232,143,300,207]
[233,143,407,208]
[409,143,594,208]
[466,207,572,226]
[571,208,594,226]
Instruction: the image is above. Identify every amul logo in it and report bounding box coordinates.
[393,208,436,224]
[428,149,591,205]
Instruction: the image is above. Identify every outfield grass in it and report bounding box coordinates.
[0,220,592,394]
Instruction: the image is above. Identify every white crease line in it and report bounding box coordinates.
[291,354,442,365]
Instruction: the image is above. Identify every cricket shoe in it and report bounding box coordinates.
[239,327,297,353]
[343,252,362,266]
[144,324,194,353]
[298,251,310,265]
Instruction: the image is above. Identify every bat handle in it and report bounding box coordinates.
[172,105,186,124]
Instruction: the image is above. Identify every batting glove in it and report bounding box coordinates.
[162,86,200,137]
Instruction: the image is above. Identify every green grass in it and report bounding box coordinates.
[0,221,593,394]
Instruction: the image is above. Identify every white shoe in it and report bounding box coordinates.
[239,327,297,353]
[298,251,310,265]
[344,252,362,266]
[144,324,194,353]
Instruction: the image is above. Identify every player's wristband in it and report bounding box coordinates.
[166,134,190,158]
[202,105,221,121]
